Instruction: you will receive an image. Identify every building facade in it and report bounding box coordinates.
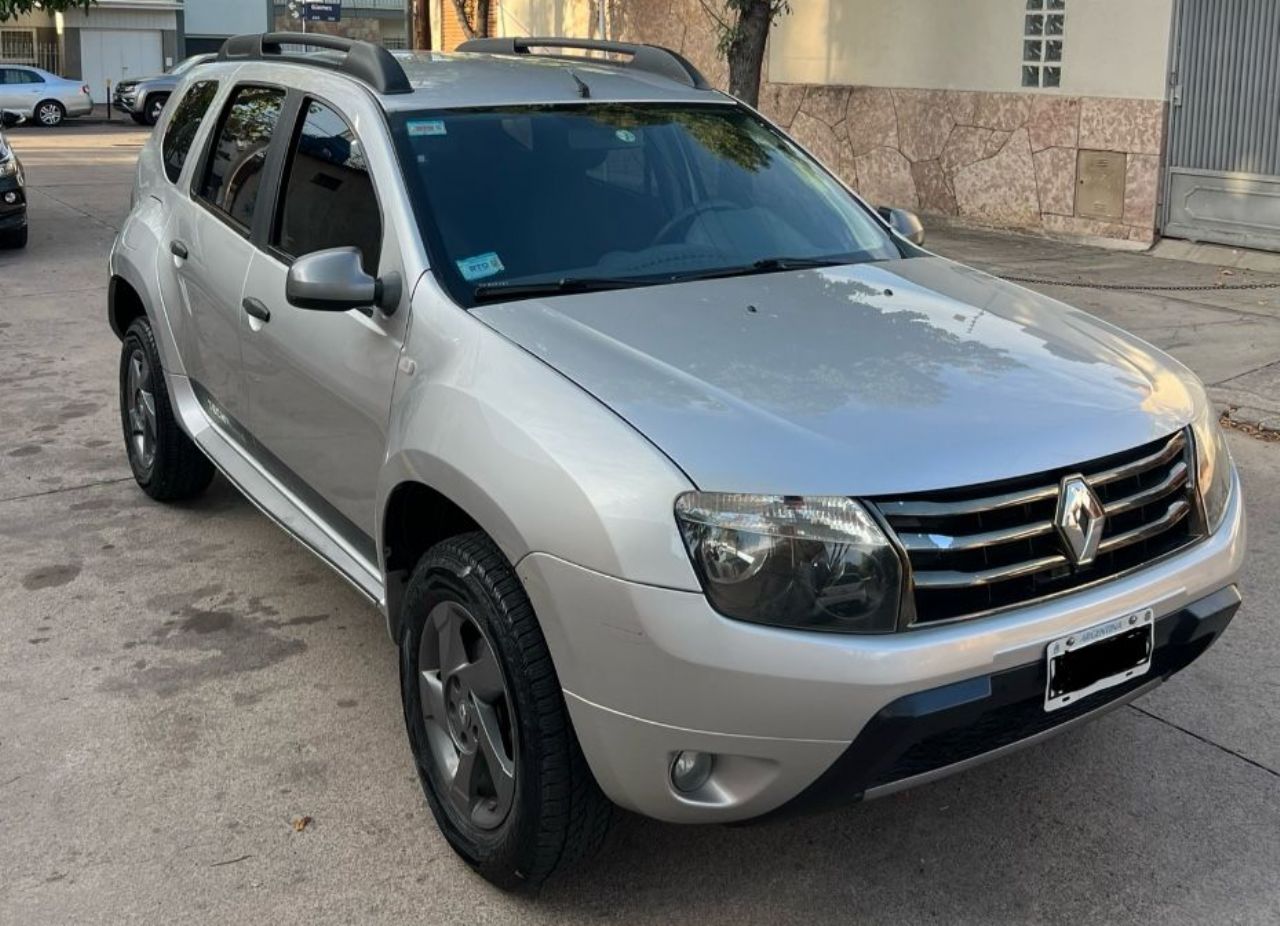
[184,0,272,55]
[272,0,409,48]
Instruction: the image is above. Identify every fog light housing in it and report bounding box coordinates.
[2,192,16,204]
[670,750,713,793]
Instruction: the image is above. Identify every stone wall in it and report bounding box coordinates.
[604,5,1165,244]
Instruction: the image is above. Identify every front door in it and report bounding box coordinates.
[171,83,288,426]
[0,68,45,114]
[241,95,409,552]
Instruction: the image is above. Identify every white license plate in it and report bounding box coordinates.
[1044,609,1154,712]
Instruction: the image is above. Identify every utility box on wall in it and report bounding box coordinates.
[1075,150,1127,221]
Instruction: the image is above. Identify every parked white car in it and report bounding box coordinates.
[0,65,93,127]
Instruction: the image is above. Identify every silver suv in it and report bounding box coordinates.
[113,53,216,126]
[108,34,1246,889]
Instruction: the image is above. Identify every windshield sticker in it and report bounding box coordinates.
[407,119,447,137]
[456,252,505,281]
[615,128,637,143]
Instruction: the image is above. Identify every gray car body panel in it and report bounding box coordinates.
[472,257,1205,496]
[109,48,1245,823]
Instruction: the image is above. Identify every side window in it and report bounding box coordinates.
[2,69,41,85]
[274,99,382,273]
[162,80,218,184]
[198,85,286,231]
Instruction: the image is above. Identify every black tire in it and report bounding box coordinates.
[119,317,215,501]
[400,532,614,890]
[0,225,26,249]
[143,94,168,126]
[130,112,148,126]
[34,100,65,128]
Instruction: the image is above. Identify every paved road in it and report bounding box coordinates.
[1,124,1278,925]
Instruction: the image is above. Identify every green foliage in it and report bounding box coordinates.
[0,0,94,22]
[712,0,791,57]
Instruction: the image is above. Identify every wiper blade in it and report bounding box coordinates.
[673,256,851,283]
[472,276,655,303]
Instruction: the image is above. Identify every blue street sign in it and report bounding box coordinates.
[305,2,342,22]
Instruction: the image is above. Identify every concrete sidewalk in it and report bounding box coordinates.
[925,219,1280,431]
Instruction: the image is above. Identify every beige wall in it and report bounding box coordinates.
[769,0,1174,100]
[499,0,598,40]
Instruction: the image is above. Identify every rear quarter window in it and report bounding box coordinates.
[162,80,218,184]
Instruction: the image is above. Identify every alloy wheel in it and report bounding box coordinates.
[417,600,517,831]
[37,103,62,127]
[148,98,165,124]
[125,348,157,475]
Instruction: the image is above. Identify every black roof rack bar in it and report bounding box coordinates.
[218,32,413,95]
[457,36,711,91]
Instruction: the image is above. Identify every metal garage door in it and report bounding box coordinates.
[1163,0,1280,251]
[80,29,162,103]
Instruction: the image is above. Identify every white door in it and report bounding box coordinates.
[80,29,163,103]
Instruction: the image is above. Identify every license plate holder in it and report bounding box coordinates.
[1045,609,1154,712]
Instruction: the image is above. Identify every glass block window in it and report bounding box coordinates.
[1023,0,1066,88]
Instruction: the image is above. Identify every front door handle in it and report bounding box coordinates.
[242,297,271,323]
[169,240,189,260]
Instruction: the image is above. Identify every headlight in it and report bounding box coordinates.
[0,158,15,179]
[1191,408,1233,533]
[675,492,902,633]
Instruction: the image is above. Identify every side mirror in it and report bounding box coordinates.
[285,247,401,315]
[878,206,926,246]
[1,110,24,128]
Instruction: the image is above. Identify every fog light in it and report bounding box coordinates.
[670,750,713,793]
[2,192,16,204]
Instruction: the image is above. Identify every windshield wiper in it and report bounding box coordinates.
[672,256,852,284]
[472,276,658,303]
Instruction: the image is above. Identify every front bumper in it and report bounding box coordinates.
[518,469,1245,823]
[113,91,138,114]
[0,177,25,228]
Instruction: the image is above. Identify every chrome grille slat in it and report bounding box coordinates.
[1098,499,1191,555]
[897,519,1056,552]
[878,483,1059,519]
[1103,461,1189,516]
[873,430,1203,627]
[911,554,1070,590]
[1088,431,1186,485]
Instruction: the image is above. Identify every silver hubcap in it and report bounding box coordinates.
[418,601,516,831]
[149,99,164,120]
[125,349,157,473]
[38,104,60,126]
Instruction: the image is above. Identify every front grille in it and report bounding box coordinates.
[872,430,1203,626]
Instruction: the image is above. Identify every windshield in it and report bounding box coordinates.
[169,54,211,76]
[391,103,906,306]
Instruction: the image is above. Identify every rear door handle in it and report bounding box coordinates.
[242,297,271,323]
[169,240,189,260]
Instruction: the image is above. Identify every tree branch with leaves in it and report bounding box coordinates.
[705,0,790,107]
[448,0,492,41]
[0,0,94,22]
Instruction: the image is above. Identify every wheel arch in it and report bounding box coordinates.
[108,274,148,341]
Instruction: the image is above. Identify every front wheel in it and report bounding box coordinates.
[119,317,215,501]
[400,533,614,889]
[34,100,65,127]
[143,94,168,126]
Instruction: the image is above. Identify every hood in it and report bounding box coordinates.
[472,258,1203,496]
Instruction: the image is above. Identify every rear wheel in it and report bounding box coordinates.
[34,100,65,127]
[400,533,614,889]
[119,317,214,501]
[143,94,168,126]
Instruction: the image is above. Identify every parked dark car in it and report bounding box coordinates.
[0,109,26,249]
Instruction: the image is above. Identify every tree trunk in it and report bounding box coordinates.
[726,0,771,107]
[475,0,491,37]
[412,0,431,49]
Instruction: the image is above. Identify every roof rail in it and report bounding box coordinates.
[218,32,413,95]
[456,37,711,91]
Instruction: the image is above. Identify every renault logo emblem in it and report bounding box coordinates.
[1055,475,1106,566]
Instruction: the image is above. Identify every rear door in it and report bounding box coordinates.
[0,68,44,113]
[240,90,409,548]
[168,82,288,428]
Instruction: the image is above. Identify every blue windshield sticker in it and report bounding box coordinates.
[456,252,505,281]
[407,119,447,137]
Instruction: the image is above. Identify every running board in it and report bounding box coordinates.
[166,372,386,609]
